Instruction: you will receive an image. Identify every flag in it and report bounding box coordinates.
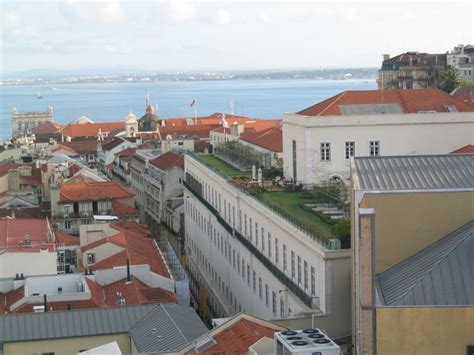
[190,99,196,107]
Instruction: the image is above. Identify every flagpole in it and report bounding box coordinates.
[194,99,197,125]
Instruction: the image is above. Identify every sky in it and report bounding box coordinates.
[1,0,473,73]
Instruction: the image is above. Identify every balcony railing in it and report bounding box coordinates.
[187,153,332,248]
[183,180,316,309]
[52,210,112,219]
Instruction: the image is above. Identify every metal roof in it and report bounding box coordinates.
[129,303,208,353]
[354,154,474,190]
[377,220,474,306]
[0,304,156,343]
[339,103,403,115]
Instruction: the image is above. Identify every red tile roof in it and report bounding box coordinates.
[60,122,125,138]
[202,318,280,354]
[115,147,136,158]
[297,89,474,116]
[0,207,47,219]
[0,218,56,252]
[451,145,474,154]
[149,152,184,170]
[19,167,42,186]
[60,181,134,202]
[452,86,474,104]
[31,121,63,135]
[111,200,140,217]
[57,140,101,155]
[54,230,80,246]
[85,221,170,278]
[240,126,283,152]
[0,161,33,178]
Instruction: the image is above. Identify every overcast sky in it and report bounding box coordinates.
[1,0,473,73]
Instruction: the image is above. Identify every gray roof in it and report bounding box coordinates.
[339,103,403,115]
[0,304,156,343]
[129,303,208,353]
[354,154,474,190]
[377,220,474,306]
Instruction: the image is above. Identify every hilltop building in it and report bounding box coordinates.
[350,154,474,355]
[448,44,474,82]
[377,52,447,89]
[283,88,474,184]
[12,107,54,138]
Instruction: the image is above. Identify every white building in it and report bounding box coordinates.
[183,154,351,338]
[283,88,474,184]
[447,44,474,82]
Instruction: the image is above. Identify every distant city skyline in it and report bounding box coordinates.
[1,0,473,73]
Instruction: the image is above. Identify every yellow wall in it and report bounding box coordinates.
[360,191,474,273]
[4,333,131,355]
[377,307,474,355]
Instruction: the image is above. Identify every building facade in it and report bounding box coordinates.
[283,89,474,184]
[183,154,351,338]
[12,107,54,138]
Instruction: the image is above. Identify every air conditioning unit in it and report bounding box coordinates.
[274,329,340,355]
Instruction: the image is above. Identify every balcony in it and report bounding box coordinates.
[52,210,112,219]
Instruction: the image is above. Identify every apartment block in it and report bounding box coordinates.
[183,154,351,338]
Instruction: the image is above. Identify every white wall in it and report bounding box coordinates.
[283,111,474,184]
[0,250,57,278]
[184,156,351,323]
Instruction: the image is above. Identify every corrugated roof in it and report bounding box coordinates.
[0,304,156,342]
[129,304,208,353]
[354,154,474,190]
[377,220,474,306]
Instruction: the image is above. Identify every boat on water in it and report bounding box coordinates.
[37,92,43,99]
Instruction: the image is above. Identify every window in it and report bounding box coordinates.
[320,142,331,162]
[87,253,96,264]
[244,214,247,236]
[64,220,71,230]
[283,244,287,271]
[255,222,259,245]
[237,254,240,273]
[369,140,380,156]
[63,204,71,215]
[275,238,279,264]
[252,271,256,292]
[258,277,262,299]
[249,218,253,242]
[268,233,272,258]
[304,260,308,291]
[247,265,251,286]
[311,266,316,296]
[232,250,236,269]
[280,298,285,317]
[265,284,269,306]
[291,251,295,279]
[272,291,277,316]
[297,256,302,285]
[345,141,355,159]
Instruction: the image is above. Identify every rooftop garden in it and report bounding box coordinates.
[191,153,350,249]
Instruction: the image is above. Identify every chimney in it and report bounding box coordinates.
[67,304,72,311]
[126,259,132,283]
[43,295,48,312]
[383,54,390,61]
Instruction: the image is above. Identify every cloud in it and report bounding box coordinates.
[215,8,231,25]
[165,0,198,22]
[258,12,271,23]
[10,25,38,40]
[61,0,127,25]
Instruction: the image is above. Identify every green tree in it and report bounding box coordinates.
[438,66,460,93]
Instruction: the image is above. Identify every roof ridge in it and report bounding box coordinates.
[389,220,474,304]
[317,91,347,116]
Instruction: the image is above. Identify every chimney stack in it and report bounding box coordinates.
[383,54,390,61]
[126,259,132,283]
[43,295,48,312]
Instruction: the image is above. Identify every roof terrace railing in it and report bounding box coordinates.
[186,153,332,248]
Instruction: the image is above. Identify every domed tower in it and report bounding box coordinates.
[125,111,138,137]
[138,103,164,132]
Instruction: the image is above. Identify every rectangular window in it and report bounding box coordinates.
[244,214,247,236]
[297,256,302,285]
[237,254,240,273]
[258,277,262,299]
[291,251,295,279]
[262,234,265,252]
[320,142,331,162]
[370,140,380,156]
[249,218,253,242]
[275,238,279,264]
[280,298,285,318]
[242,259,245,279]
[255,222,259,245]
[64,220,71,230]
[252,271,256,292]
[304,260,308,291]
[232,249,236,269]
[292,139,297,181]
[272,291,277,316]
[265,284,269,306]
[283,244,287,271]
[87,253,95,264]
[311,266,316,296]
[345,141,355,159]
[268,233,272,258]
[247,265,251,286]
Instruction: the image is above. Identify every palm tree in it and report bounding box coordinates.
[438,66,460,93]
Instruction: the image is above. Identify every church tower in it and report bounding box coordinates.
[125,111,138,137]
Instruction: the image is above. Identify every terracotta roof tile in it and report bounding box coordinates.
[240,126,282,152]
[297,89,474,116]
[0,218,54,251]
[149,152,184,170]
[54,230,80,246]
[111,200,140,217]
[31,121,63,135]
[60,181,134,202]
[451,145,474,154]
[60,122,125,138]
